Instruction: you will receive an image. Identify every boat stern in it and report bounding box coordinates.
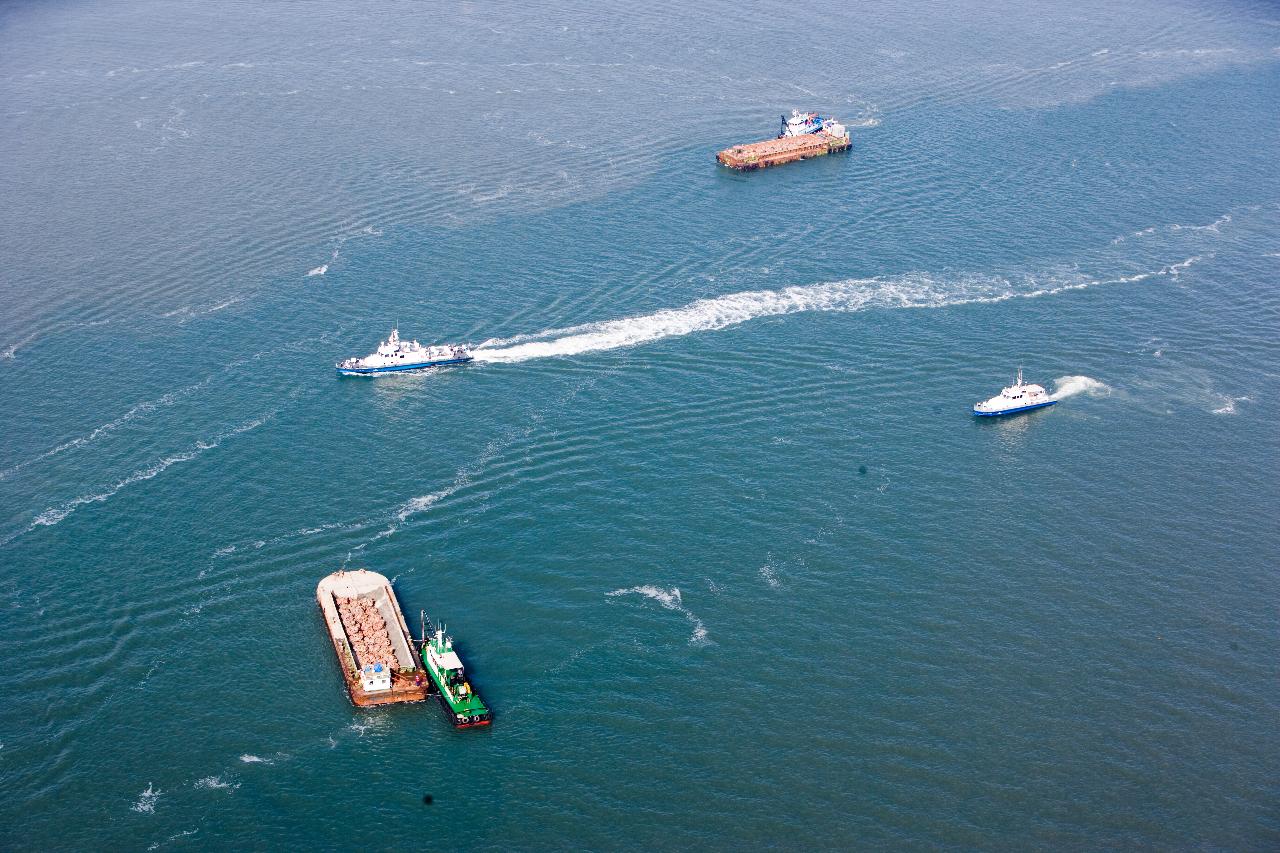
[453,710,492,728]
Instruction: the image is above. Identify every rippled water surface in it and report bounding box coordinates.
[2,0,1278,848]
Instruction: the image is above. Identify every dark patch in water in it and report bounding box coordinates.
[858,465,867,475]
[422,794,434,805]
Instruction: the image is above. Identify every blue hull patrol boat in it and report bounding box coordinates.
[336,328,473,376]
[973,369,1057,416]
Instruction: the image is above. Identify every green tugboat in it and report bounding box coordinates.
[420,617,491,729]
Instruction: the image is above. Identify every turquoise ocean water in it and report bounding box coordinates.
[2,0,1278,848]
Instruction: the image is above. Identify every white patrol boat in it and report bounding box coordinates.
[779,109,848,140]
[336,328,473,376]
[973,368,1057,417]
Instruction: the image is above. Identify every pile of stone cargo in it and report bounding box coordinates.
[336,596,396,668]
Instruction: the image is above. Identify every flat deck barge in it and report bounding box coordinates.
[717,131,851,171]
[316,569,430,707]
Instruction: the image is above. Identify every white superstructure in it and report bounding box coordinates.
[973,368,1057,416]
[779,110,849,140]
[336,328,473,375]
[360,662,392,692]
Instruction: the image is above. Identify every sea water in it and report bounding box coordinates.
[1,0,1278,847]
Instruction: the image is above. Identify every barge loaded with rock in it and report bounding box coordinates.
[316,569,429,707]
[717,110,851,171]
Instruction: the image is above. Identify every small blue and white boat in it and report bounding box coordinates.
[973,369,1057,416]
[778,109,849,140]
[336,328,472,376]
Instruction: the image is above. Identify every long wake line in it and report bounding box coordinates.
[0,375,216,481]
[0,403,291,547]
[471,257,1201,364]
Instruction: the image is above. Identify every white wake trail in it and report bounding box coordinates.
[13,409,279,540]
[471,259,1200,364]
[1050,375,1112,400]
[607,585,709,645]
[0,375,216,481]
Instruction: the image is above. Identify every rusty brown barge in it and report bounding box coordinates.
[316,569,430,707]
[717,131,851,171]
[717,110,852,171]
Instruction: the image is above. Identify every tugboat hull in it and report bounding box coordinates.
[433,689,492,728]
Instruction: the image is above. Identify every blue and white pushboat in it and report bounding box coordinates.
[779,109,846,138]
[973,369,1057,417]
[336,328,473,376]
